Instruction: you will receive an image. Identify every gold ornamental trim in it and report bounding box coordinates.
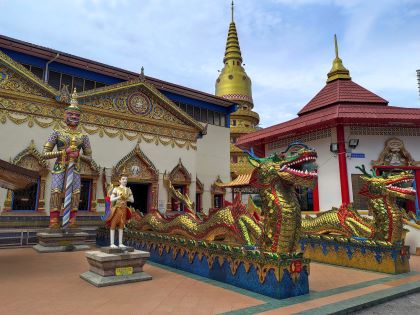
[77,78,205,134]
[231,109,260,121]
[0,97,198,150]
[0,49,59,97]
[230,126,257,134]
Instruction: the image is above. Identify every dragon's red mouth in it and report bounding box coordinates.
[278,153,318,179]
[386,177,416,196]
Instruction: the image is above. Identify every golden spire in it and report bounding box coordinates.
[327,34,351,83]
[223,2,242,64]
[215,1,252,104]
[231,0,234,23]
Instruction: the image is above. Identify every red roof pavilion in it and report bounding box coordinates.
[237,38,420,155]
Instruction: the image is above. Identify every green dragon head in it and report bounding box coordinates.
[356,165,416,200]
[248,142,318,188]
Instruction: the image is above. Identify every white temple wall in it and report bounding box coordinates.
[0,120,231,214]
[196,124,231,214]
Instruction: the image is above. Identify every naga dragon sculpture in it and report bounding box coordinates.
[302,165,416,244]
[132,179,262,246]
[132,142,318,254]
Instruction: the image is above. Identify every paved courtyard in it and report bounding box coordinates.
[0,248,419,314]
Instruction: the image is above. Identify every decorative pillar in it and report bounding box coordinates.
[313,182,320,212]
[38,178,47,212]
[90,179,98,212]
[336,125,350,205]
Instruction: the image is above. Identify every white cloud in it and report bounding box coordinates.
[0,0,418,130]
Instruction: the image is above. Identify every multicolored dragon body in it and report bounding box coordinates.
[133,142,318,254]
[302,165,416,244]
[302,203,374,239]
[248,143,317,253]
[358,167,415,243]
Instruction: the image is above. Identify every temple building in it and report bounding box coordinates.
[0,34,236,233]
[215,2,260,178]
[237,36,420,218]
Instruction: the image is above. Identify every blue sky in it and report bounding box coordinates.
[0,0,419,127]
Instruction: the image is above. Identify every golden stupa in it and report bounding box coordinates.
[215,1,260,178]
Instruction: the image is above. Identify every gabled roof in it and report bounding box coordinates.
[237,35,419,151]
[298,79,388,116]
[0,49,59,97]
[77,78,205,133]
[237,104,420,150]
[0,34,235,108]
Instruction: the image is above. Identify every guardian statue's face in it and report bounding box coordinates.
[64,109,81,127]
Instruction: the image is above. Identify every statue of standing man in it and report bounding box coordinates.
[43,88,92,229]
[105,172,134,248]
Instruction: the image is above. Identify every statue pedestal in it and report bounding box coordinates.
[33,228,90,253]
[80,247,152,287]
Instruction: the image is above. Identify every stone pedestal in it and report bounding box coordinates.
[80,247,152,287]
[33,228,90,253]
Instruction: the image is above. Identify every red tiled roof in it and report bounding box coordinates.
[298,79,388,116]
[237,104,420,149]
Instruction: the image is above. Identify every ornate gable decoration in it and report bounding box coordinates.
[79,158,100,177]
[0,49,58,98]
[12,140,48,175]
[211,176,226,195]
[168,159,191,185]
[77,79,204,133]
[112,143,159,183]
[372,137,419,167]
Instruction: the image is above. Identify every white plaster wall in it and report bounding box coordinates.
[0,120,54,212]
[0,120,231,214]
[196,124,231,214]
[405,225,420,254]
[265,128,342,211]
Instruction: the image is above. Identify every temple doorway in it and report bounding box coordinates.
[128,183,149,214]
[12,180,39,211]
[78,179,92,211]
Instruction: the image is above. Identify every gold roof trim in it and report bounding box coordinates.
[0,49,59,97]
[217,172,252,187]
[77,77,205,134]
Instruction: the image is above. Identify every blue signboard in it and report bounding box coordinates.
[350,153,365,158]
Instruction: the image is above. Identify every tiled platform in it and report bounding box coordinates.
[0,248,419,314]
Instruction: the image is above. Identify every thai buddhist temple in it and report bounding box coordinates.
[215,2,260,179]
[0,33,235,237]
[237,35,420,251]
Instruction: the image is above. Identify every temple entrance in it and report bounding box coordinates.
[128,183,149,214]
[12,180,39,210]
[78,179,92,211]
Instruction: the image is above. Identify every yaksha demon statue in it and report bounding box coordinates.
[43,88,92,229]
